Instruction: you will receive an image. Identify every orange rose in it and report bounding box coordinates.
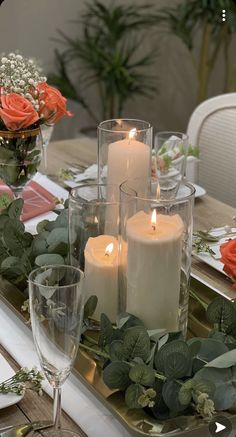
[37,82,72,124]
[0,93,39,130]
[220,238,236,290]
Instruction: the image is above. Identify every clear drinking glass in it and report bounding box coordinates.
[40,124,54,175]
[119,178,195,337]
[154,131,188,197]
[29,265,84,437]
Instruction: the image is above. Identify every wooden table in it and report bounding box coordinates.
[1,136,236,434]
[0,345,86,435]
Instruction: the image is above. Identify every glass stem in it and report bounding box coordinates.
[43,143,48,174]
[53,387,61,430]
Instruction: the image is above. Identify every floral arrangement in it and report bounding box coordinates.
[220,238,236,290]
[0,52,71,131]
[0,52,72,194]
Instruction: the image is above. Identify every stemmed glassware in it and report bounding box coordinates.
[28,264,84,436]
[40,124,54,175]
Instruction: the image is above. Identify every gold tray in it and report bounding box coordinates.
[1,279,236,437]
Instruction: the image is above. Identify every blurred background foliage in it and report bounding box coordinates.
[48,0,236,130]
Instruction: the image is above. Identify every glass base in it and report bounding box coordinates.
[34,429,82,437]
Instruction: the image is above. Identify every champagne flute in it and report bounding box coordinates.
[40,124,54,175]
[28,265,84,436]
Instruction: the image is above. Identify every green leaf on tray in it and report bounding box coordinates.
[129,364,155,387]
[125,383,144,409]
[103,361,130,390]
[122,326,150,362]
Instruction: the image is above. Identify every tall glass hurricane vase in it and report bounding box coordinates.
[29,265,84,437]
[98,119,153,203]
[119,178,195,337]
[0,128,42,198]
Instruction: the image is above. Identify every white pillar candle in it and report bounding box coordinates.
[107,129,151,194]
[105,129,151,235]
[84,235,118,322]
[126,210,184,331]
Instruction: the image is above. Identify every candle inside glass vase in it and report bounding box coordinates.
[84,235,118,322]
[126,209,184,331]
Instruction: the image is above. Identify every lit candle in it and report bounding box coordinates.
[84,235,118,321]
[126,210,184,330]
[105,128,151,234]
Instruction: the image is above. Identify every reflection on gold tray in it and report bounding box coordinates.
[1,281,236,436]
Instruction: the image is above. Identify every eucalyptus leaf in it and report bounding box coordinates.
[3,219,25,254]
[98,313,113,349]
[164,351,191,379]
[155,340,190,373]
[206,297,236,327]
[35,253,64,266]
[178,380,193,406]
[7,198,24,219]
[36,220,50,234]
[194,366,236,410]
[188,338,228,367]
[129,364,155,386]
[125,383,144,409]
[83,295,98,319]
[122,326,150,362]
[109,340,124,361]
[103,361,130,390]
[206,349,236,369]
[162,381,187,413]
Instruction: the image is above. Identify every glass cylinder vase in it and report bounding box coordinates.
[68,183,120,322]
[0,127,42,198]
[119,178,195,336]
[98,119,153,204]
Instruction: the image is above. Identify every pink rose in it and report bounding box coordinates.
[0,93,39,131]
[37,82,72,124]
[220,238,236,290]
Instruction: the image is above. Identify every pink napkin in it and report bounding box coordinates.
[0,180,56,221]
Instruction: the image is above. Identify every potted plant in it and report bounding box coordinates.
[154,0,236,103]
[48,1,158,134]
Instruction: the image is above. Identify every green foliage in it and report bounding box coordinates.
[48,1,158,121]
[0,198,69,292]
[79,295,236,421]
[154,0,236,101]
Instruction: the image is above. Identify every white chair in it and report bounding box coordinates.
[187,93,236,207]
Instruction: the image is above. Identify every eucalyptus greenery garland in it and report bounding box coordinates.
[82,294,236,421]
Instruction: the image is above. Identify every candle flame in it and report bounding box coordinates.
[129,128,137,140]
[105,243,114,256]
[116,119,122,126]
[156,184,161,199]
[151,209,157,231]
[94,216,98,224]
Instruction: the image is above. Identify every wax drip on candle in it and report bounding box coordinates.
[128,128,137,144]
[151,209,157,231]
[105,242,114,256]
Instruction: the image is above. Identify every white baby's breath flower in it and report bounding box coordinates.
[1,57,8,63]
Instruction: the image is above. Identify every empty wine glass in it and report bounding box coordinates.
[154,131,188,197]
[40,124,54,175]
[29,265,84,436]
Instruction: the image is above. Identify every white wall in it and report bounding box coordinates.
[0,0,234,139]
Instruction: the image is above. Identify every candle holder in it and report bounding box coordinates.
[68,183,120,322]
[119,178,195,336]
[97,119,153,203]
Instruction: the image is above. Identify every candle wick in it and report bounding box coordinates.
[105,252,109,257]
[152,224,156,231]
